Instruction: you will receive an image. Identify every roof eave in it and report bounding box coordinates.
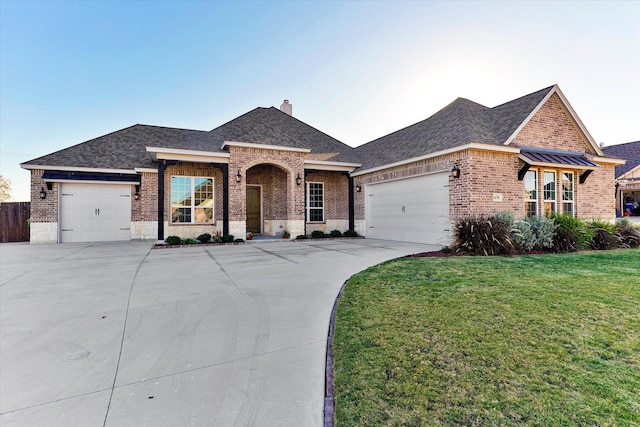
[20,164,138,174]
[221,140,311,153]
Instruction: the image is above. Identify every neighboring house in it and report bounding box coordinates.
[22,86,623,245]
[603,141,640,217]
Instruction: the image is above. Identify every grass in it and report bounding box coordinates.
[332,250,640,426]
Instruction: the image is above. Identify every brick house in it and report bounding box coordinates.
[21,85,624,245]
[603,141,640,217]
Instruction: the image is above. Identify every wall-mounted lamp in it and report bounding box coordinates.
[450,165,461,179]
[236,169,242,183]
[296,173,302,186]
[134,184,140,201]
[39,187,47,199]
[356,184,362,193]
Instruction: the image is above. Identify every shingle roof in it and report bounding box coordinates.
[354,86,554,170]
[602,141,640,177]
[21,124,212,170]
[22,107,359,170]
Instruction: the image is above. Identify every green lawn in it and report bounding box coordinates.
[332,250,640,426]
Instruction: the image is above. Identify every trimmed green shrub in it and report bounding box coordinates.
[165,235,181,245]
[197,233,212,243]
[296,235,309,240]
[452,215,516,256]
[330,230,342,237]
[311,230,326,238]
[344,229,358,237]
[222,234,234,243]
[181,238,198,245]
[234,238,244,243]
[615,218,640,248]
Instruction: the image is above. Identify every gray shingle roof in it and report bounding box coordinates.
[22,107,359,170]
[603,141,640,177]
[354,86,554,170]
[21,125,212,170]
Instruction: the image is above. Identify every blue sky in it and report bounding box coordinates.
[1,0,639,201]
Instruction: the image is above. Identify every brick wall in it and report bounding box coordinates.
[131,171,158,222]
[30,170,58,222]
[576,163,616,219]
[305,170,349,220]
[511,93,596,154]
[247,164,288,220]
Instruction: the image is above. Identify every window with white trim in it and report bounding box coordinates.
[543,171,556,217]
[306,182,324,222]
[171,176,214,223]
[561,171,574,216]
[524,170,537,217]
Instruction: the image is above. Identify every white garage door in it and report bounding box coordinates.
[365,172,450,245]
[60,183,132,242]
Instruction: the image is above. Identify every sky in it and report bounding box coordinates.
[1,0,639,202]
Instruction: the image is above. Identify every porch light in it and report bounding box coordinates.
[134,185,140,200]
[236,169,242,183]
[450,165,461,179]
[296,173,302,185]
[356,184,362,192]
[40,187,47,199]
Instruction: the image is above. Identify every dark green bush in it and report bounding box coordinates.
[296,235,309,240]
[234,238,244,243]
[330,229,343,238]
[551,213,593,252]
[165,235,181,245]
[311,230,326,238]
[452,215,516,256]
[344,229,358,237]
[222,234,234,243]
[181,238,198,245]
[197,233,212,243]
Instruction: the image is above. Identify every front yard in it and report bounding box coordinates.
[332,250,640,426]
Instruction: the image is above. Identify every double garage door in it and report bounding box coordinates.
[365,172,450,245]
[60,183,131,242]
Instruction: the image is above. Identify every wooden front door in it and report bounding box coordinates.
[246,186,261,234]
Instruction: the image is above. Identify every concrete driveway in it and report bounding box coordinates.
[1,238,438,426]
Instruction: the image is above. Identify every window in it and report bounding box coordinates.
[543,171,556,217]
[171,176,214,223]
[524,170,537,217]
[561,171,574,215]
[306,182,324,222]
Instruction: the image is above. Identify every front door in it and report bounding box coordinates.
[246,186,261,234]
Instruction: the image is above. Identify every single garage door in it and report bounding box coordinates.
[60,183,132,242]
[365,172,450,245]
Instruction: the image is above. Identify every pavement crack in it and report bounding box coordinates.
[252,245,299,263]
[102,246,152,427]
[204,248,243,294]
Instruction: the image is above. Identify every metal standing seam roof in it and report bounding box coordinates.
[519,148,599,168]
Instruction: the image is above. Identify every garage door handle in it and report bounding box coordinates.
[95,208,100,215]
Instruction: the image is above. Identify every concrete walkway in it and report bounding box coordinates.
[1,239,438,426]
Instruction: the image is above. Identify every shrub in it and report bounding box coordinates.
[589,219,619,250]
[222,234,234,243]
[452,215,516,256]
[551,213,593,252]
[181,238,198,245]
[615,218,640,248]
[212,232,224,243]
[311,230,326,238]
[330,230,342,238]
[296,235,308,240]
[165,235,181,245]
[493,211,515,228]
[234,238,244,243]
[344,229,358,237]
[197,233,212,243]
[512,216,556,251]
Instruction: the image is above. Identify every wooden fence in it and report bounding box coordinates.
[0,202,31,242]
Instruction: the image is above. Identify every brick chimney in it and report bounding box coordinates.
[280,99,292,116]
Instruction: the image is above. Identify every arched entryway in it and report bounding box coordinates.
[246,164,290,236]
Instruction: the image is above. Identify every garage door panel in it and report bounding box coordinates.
[365,172,450,245]
[60,183,131,243]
